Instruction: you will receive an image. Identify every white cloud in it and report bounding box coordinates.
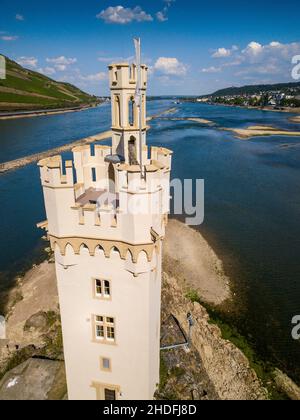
[210,40,300,82]
[46,56,77,72]
[212,47,232,58]
[56,64,67,71]
[0,35,18,41]
[97,6,153,24]
[80,72,107,82]
[16,14,24,21]
[156,11,168,22]
[156,0,176,22]
[201,66,222,73]
[154,57,187,76]
[212,45,239,58]
[17,56,38,68]
[269,41,282,48]
[242,41,263,57]
[38,67,56,76]
[46,56,77,65]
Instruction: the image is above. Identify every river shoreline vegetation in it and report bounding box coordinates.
[180,81,300,114]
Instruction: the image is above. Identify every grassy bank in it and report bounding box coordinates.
[0,56,100,112]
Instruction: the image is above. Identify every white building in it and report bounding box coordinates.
[38,62,172,400]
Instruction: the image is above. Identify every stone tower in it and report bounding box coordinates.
[38,61,172,400]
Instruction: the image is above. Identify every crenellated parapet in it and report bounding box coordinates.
[108,63,148,91]
[73,144,112,190]
[38,155,74,188]
[38,143,172,255]
[150,146,173,172]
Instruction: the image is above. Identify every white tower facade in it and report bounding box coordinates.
[38,62,172,400]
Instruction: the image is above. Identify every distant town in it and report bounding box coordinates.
[194,81,300,110]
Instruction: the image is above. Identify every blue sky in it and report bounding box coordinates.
[1,0,300,95]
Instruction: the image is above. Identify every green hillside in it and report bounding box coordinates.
[211,82,300,97]
[0,56,99,112]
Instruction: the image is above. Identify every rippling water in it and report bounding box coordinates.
[0,100,300,381]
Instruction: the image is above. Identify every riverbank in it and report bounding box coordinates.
[163,219,230,305]
[289,116,300,123]
[206,102,300,115]
[0,104,100,121]
[222,125,300,140]
[2,219,299,399]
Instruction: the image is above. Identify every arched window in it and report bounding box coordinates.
[114,96,121,127]
[128,97,135,126]
[108,163,115,194]
[128,136,138,165]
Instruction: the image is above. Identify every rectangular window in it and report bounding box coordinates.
[94,315,115,343]
[92,167,96,182]
[106,326,115,340]
[93,279,111,299]
[95,279,102,296]
[96,325,104,339]
[100,357,111,371]
[104,280,110,297]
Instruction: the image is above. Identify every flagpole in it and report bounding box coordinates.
[134,37,144,179]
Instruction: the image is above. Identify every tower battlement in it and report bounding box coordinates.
[38,155,74,188]
[38,143,172,245]
[108,63,148,91]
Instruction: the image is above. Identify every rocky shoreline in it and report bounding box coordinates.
[0,220,299,400]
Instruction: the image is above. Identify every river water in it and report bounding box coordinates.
[0,100,300,381]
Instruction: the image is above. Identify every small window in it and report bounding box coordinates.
[101,357,111,371]
[92,167,96,182]
[93,279,111,299]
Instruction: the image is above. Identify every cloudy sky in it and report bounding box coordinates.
[0,0,300,95]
